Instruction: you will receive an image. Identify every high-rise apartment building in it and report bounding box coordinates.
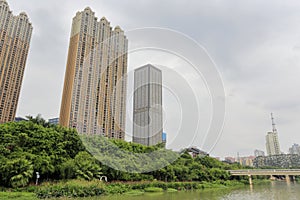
[266,113,281,156]
[266,132,281,155]
[0,0,32,123]
[59,7,127,139]
[133,64,162,146]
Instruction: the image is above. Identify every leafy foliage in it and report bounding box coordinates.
[0,158,33,188]
[0,116,242,189]
[0,118,88,188]
[35,179,244,198]
[36,180,105,198]
[74,152,102,180]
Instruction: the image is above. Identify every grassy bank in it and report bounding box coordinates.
[0,192,37,200]
[0,179,246,199]
[252,179,271,185]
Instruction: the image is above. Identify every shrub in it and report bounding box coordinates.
[35,180,105,198]
[104,183,131,194]
[144,187,163,192]
[167,188,177,192]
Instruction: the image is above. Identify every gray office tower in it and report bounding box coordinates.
[133,64,163,146]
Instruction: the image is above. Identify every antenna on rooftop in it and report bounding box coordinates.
[271,113,277,133]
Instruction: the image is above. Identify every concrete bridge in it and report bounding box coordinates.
[228,169,300,185]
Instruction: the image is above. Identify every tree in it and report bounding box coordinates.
[0,119,86,187]
[0,157,33,188]
[74,152,102,181]
[26,114,51,128]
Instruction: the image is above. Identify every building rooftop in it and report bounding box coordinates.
[134,64,162,72]
[19,12,28,17]
[0,0,8,5]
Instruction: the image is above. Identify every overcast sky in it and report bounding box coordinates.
[9,0,300,158]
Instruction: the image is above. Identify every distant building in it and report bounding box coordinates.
[253,154,300,168]
[15,117,26,122]
[289,144,300,155]
[254,149,265,157]
[133,64,163,146]
[266,132,281,155]
[224,157,236,164]
[0,1,33,123]
[266,113,281,156]
[162,132,167,144]
[239,156,255,167]
[186,147,209,158]
[48,118,59,125]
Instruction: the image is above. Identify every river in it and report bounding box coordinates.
[78,181,300,200]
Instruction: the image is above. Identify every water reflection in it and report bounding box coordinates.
[76,182,299,200]
[221,181,299,200]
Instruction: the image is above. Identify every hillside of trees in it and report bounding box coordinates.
[0,117,241,188]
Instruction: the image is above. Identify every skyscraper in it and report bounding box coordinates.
[265,113,281,155]
[133,64,163,146]
[0,0,33,123]
[266,132,281,155]
[59,7,128,139]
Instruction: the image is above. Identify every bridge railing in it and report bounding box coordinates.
[228,169,300,173]
[228,169,300,175]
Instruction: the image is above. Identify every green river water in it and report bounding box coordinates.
[77,181,300,200]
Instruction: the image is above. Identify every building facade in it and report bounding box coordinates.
[0,0,33,123]
[15,117,26,122]
[162,132,166,144]
[266,132,281,155]
[59,7,128,139]
[289,143,300,155]
[133,64,162,146]
[254,149,265,157]
[253,154,300,168]
[224,157,236,164]
[48,117,59,125]
[186,147,209,158]
[239,156,255,167]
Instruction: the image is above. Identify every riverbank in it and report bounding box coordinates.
[0,192,37,200]
[0,179,249,199]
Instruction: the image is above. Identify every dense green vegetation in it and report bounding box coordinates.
[81,134,179,175]
[35,179,245,198]
[0,117,88,188]
[0,116,251,198]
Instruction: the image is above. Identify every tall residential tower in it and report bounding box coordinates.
[265,113,281,155]
[133,64,163,146]
[0,0,33,123]
[59,7,127,139]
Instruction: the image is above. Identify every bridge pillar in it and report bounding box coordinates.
[285,175,290,183]
[248,175,253,185]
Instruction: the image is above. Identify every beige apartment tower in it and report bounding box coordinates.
[266,113,281,155]
[60,7,127,139]
[0,0,33,123]
[266,132,281,156]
